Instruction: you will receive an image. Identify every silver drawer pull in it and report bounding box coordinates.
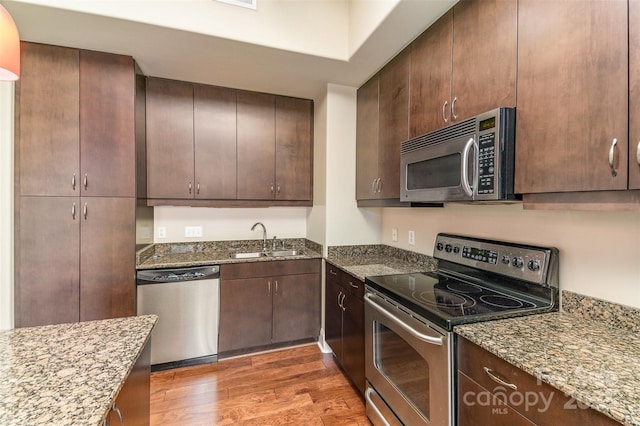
[365,387,391,426]
[636,141,640,166]
[608,138,618,177]
[72,173,76,190]
[349,281,359,289]
[442,100,448,123]
[483,367,517,391]
[83,173,88,190]
[451,96,458,120]
[329,269,338,276]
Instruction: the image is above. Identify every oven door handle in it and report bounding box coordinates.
[365,387,392,426]
[365,294,444,346]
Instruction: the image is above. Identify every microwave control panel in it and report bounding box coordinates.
[477,132,496,195]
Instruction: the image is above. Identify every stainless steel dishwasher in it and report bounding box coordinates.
[136,265,220,370]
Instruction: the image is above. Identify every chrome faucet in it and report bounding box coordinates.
[251,222,268,253]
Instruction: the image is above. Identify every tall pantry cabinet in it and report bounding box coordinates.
[14,42,146,327]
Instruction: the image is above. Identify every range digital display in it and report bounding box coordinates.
[462,246,498,264]
[479,116,496,131]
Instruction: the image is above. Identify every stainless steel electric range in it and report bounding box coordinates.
[363,233,559,426]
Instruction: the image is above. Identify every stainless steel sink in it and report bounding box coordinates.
[229,252,267,259]
[270,249,302,257]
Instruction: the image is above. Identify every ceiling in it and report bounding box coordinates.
[2,0,456,101]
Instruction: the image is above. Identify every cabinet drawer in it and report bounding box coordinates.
[221,259,320,280]
[457,337,618,425]
[326,263,364,299]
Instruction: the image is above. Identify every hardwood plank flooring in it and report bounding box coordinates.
[150,344,371,425]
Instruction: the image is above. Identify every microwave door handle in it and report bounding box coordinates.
[461,137,475,197]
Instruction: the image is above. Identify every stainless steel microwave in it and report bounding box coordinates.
[400,107,519,203]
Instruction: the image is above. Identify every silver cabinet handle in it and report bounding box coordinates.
[608,138,618,177]
[340,293,346,311]
[337,290,343,307]
[71,203,76,220]
[196,182,200,195]
[451,96,458,121]
[329,269,337,276]
[349,281,359,289]
[268,281,271,295]
[270,182,274,194]
[442,100,448,123]
[111,402,124,425]
[83,173,88,190]
[277,184,281,194]
[483,367,518,391]
[371,178,377,194]
[636,141,640,166]
[376,178,382,193]
[274,280,278,294]
[365,293,444,345]
[188,181,192,194]
[365,387,392,426]
[461,137,475,197]
[83,203,88,220]
[72,173,76,191]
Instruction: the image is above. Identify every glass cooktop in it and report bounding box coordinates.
[365,271,555,331]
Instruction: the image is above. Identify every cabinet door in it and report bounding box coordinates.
[80,197,136,321]
[146,77,194,199]
[110,338,151,426]
[324,271,343,360]
[630,0,640,190]
[80,50,135,197]
[378,48,410,199]
[450,0,516,122]
[275,96,313,201]
[515,1,628,193]
[219,278,272,352]
[194,84,237,199]
[17,42,79,197]
[342,293,365,396]
[15,196,80,327]
[355,76,380,200]
[272,273,320,343]
[237,91,276,200]
[409,10,453,138]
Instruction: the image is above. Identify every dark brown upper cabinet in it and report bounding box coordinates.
[515,0,628,194]
[356,47,410,204]
[629,1,640,190]
[410,0,517,137]
[146,77,195,199]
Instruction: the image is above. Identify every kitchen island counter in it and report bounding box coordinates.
[455,306,640,425]
[0,315,157,426]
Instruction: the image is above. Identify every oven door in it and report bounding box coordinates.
[365,291,452,426]
[401,134,477,203]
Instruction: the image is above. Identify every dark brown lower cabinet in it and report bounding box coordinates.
[324,262,365,396]
[457,336,619,425]
[15,196,135,327]
[219,260,321,354]
[109,337,151,426]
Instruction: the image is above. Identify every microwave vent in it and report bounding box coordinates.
[401,116,476,154]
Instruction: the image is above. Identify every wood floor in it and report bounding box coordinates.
[150,344,371,425]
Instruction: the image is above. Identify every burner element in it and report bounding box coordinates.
[445,281,482,294]
[479,294,524,309]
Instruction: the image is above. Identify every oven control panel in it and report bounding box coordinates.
[434,233,558,286]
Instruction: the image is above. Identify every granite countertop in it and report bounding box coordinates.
[0,315,157,426]
[455,312,640,425]
[136,238,323,270]
[325,244,437,281]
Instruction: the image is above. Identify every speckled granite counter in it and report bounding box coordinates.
[0,315,157,426]
[326,244,436,281]
[137,238,323,270]
[455,294,640,425]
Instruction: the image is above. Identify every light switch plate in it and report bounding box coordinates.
[408,230,415,245]
[184,226,203,238]
[157,226,166,238]
[392,228,398,242]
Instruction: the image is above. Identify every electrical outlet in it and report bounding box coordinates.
[392,228,398,242]
[184,226,203,238]
[157,226,166,238]
[408,230,415,245]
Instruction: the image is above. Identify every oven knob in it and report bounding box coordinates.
[528,259,541,272]
[445,244,453,253]
[501,255,510,265]
[436,242,444,251]
[512,257,524,268]
[453,246,460,254]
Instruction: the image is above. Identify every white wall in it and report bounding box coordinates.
[325,84,381,246]
[382,204,640,308]
[0,82,14,329]
[306,90,328,253]
[153,206,308,243]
